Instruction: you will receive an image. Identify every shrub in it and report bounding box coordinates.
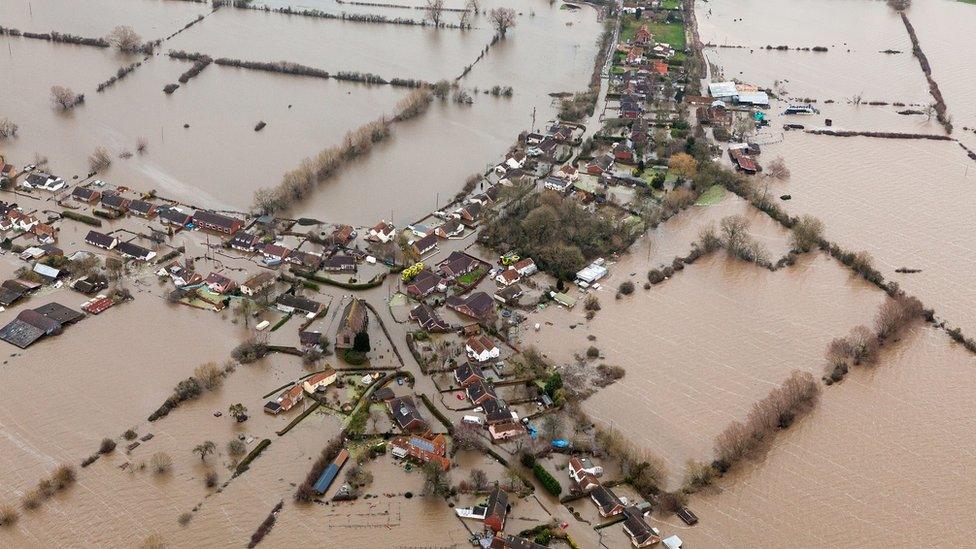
[585,346,600,359]
[0,504,19,527]
[584,295,601,311]
[232,338,269,364]
[647,269,665,284]
[790,215,824,252]
[343,349,366,365]
[227,439,247,457]
[204,469,218,488]
[163,83,179,94]
[123,429,137,440]
[21,490,42,510]
[150,452,173,474]
[177,512,192,526]
[681,460,716,493]
[618,281,635,295]
[99,438,117,454]
[52,465,76,490]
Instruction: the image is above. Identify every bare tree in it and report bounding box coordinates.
[107,25,142,52]
[789,215,824,251]
[88,147,112,172]
[489,7,517,36]
[50,85,79,109]
[886,0,911,11]
[425,0,445,26]
[0,118,18,139]
[465,0,479,12]
[136,137,149,154]
[766,156,790,180]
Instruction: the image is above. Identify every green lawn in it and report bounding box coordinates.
[456,266,487,287]
[661,0,681,9]
[695,185,727,206]
[619,17,686,50]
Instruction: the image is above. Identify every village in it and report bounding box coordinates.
[0,0,852,547]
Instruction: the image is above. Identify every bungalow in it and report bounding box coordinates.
[465,335,500,363]
[466,379,497,406]
[437,251,481,281]
[390,432,451,471]
[409,304,451,332]
[729,149,759,174]
[490,535,547,549]
[303,368,337,393]
[454,361,487,387]
[115,241,156,261]
[411,234,438,257]
[371,387,396,403]
[70,274,108,295]
[408,223,432,238]
[31,223,57,243]
[9,211,38,232]
[100,193,131,212]
[321,255,357,272]
[568,458,601,493]
[445,291,494,321]
[193,210,243,235]
[287,250,323,271]
[435,219,464,239]
[590,485,625,517]
[330,224,355,245]
[543,176,573,194]
[71,186,101,204]
[129,200,156,218]
[300,330,325,349]
[367,220,396,243]
[85,230,118,250]
[493,283,523,306]
[23,172,66,192]
[264,384,305,415]
[613,139,636,163]
[260,243,291,262]
[158,207,193,228]
[513,258,537,277]
[483,486,509,533]
[241,271,276,296]
[576,260,608,285]
[622,507,661,548]
[229,232,261,252]
[554,164,579,182]
[586,154,614,176]
[488,419,524,441]
[406,270,445,299]
[458,202,482,223]
[388,396,428,432]
[495,267,521,286]
[335,298,368,349]
[204,272,237,294]
[482,398,516,425]
[275,294,322,318]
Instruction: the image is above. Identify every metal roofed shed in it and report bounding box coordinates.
[708,81,738,98]
[736,91,770,107]
[313,448,349,494]
[576,261,608,285]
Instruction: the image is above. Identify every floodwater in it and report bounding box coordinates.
[0,0,210,39]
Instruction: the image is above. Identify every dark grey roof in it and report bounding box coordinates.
[591,485,622,513]
[193,210,240,230]
[33,302,84,325]
[0,319,45,348]
[116,241,152,260]
[388,396,426,430]
[85,230,116,248]
[275,293,321,314]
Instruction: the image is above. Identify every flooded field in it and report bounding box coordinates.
[0,0,209,39]
[519,250,886,479]
[678,326,976,547]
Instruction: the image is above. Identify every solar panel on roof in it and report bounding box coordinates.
[409,438,436,453]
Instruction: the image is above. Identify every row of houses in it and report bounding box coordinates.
[263,369,337,414]
[567,457,662,548]
[71,186,246,235]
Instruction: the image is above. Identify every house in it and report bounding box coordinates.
[729,149,759,174]
[10,211,39,232]
[85,230,117,250]
[454,361,486,387]
[275,294,322,317]
[371,387,396,403]
[330,224,354,245]
[409,304,451,332]
[260,243,291,262]
[446,292,494,321]
[367,220,395,243]
[129,200,157,218]
[489,535,547,549]
[590,485,625,517]
[193,210,243,235]
[100,193,131,212]
[299,330,325,349]
[390,432,451,471]
[204,272,237,294]
[34,302,84,325]
[576,260,608,285]
[634,24,653,46]
[30,223,57,243]
[23,172,66,191]
[483,485,509,533]
[303,368,337,393]
[494,283,523,306]
[335,298,368,349]
[494,267,521,286]
[263,384,305,414]
[543,176,573,194]
[437,251,481,281]
[554,164,579,182]
[622,507,661,548]
[458,202,482,223]
[569,457,603,492]
[466,379,498,406]
[406,270,445,299]
[287,250,322,271]
[586,154,614,175]
[70,274,108,295]
[408,223,432,238]
[482,398,516,425]
[158,207,193,228]
[411,234,438,257]
[613,139,636,163]
[321,255,356,273]
[513,258,537,277]
[0,309,62,348]
[229,232,261,252]
[387,396,428,432]
[489,421,523,441]
[0,164,15,185]
[70,186,101,204]
[435,219,464,239]
[465,336,500,362]
[32,263,62,282]
[115,241,156,261]
[241,271,276,296]
[651,60,669,76]
[0,280,31,307]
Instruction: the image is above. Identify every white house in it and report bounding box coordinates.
[303,368,337,393]
[465,336,500,363]
[368,220,396,243]
[494,267,521,286]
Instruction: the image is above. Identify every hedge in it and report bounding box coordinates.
[419,393,453,431]
[292,268,386,290]
[533,462,562,496]
[60,210,102,226]
[234,438,271,476]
